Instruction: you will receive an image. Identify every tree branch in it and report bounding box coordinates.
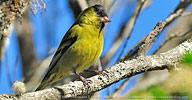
[0,38,191,99]
[137,21,165,56]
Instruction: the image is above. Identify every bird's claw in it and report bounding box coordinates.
[79,75,92,86]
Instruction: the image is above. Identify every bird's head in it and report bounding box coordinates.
[75,4,111,29]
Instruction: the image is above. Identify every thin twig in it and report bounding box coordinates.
[164,0,192,27]
[137,21,166,56]
[116,0,146,60]
[153,28,192,54]
[181,11,192,17]
[13,55,19,82]
[121,37,146,61]
[5,52,13,88]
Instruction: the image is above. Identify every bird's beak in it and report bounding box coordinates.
[101,16,111,23]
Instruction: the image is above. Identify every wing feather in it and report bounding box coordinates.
[40,26,78,84]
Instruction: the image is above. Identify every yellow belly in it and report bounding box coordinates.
[72,37,103,72]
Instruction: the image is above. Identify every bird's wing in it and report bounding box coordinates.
[36,26,78,91]
[48,28,77,72]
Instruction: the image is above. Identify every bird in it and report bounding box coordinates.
[35,4,111,91]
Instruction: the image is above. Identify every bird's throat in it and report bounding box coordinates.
[98,22,104,38]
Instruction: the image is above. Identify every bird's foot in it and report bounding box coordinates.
[79,75,92,85]
[72,67,92,86]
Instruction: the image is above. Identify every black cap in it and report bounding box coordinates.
[93,4,108,17]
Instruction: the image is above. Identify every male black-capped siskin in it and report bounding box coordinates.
[36,4,111,91]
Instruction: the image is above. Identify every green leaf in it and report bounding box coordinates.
[183,50,192,64]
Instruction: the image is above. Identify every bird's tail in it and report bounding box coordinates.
[35,82,49,91]
[35,72,59,91]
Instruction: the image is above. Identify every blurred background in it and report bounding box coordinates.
[0,0,192,99]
